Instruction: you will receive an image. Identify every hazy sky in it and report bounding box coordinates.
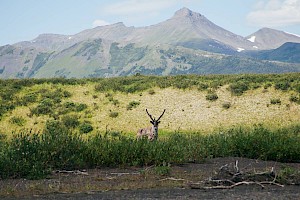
[1,0,300,46]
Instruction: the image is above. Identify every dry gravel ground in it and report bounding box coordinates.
[1,157,300,200]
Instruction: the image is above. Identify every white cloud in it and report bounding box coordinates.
[247,0,300,27]
[92,19,110,28]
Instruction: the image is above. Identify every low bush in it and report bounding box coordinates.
[79,122,93,134]
[109,111,119,118]
[61,114,80,128]
[148,89,155,95]
[127,101,140,110]
[289,95,300,104]
[222,102,231,109]
[31,98,54,116]
[270,98,281,105]
[206,93,218,101]
[229,82,249,96]
[9,116,26,126]
[275,81,290,91]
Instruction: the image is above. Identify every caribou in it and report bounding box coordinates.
[137,109,166,141]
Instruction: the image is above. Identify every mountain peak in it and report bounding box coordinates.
[173,7,202,18]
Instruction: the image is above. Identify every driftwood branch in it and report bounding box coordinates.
[55,170,89,175]
[159,177,185,181]
[188,159,284,190]
[110,172,140,176]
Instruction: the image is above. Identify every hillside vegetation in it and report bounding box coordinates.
[0,73,300,179]
[0,73,300,136]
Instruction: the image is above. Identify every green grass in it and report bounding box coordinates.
[0,123,299,179]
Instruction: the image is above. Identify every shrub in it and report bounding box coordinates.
[63,90,72,98]
[275,82,290,91]
[270,98,281,105]
[79,122,93,134]
[109,111,119,118]
[148,89,155,95]
[264,83,272,89]
[76,103,88,112]
[127,101,140,110]
[64,101,76,109]
[289,95,300,104]
[206,93,218,101]
[20,93,38,105]
[197,83,209,91]
[229,82,249,96]
[31,98,54,115]
[222,102,231,109]
[294,84,300,93]
[61,115,80,128]
[9,116,26,126]
[112,99,119,106]
[154,165,171,176]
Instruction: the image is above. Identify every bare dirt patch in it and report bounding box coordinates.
[1,157,299,199]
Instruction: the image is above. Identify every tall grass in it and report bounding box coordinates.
[0,124,299,179]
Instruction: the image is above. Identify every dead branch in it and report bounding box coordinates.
[110,172,140,176]
[159,177,185,181]
[188,160,285,190]
[55,170,88,175]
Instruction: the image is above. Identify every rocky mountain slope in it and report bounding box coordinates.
[1,8,300,78]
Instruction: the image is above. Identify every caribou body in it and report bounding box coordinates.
[137,109,166,141]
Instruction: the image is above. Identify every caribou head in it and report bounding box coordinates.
[137,109,166,141]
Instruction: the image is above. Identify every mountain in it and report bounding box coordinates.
[247,42,300,63]
[1,8,300,79]
[246,28,300,50]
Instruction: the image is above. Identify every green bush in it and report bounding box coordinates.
[109,111,119,118]
[264,83,272,89]
[148,89,155,95]
[127,101,140,110]
[275,81,290,91]
[206,93,218,101]
[229,82,249,96]
[20,93,38,105]
[63,90,72,98]
[31,98,54,116]
[197,83,209,91]
[270,98,281,105]
[222,102,231,109]
[289,95,300,104]
[61,114,80,128]
[79,122,93,134]
[76,103,88,112]
[9,116,26,126]
[154,165,171,176]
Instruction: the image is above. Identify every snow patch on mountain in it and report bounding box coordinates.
[237,47,245,52]
[284,32,300,38]
[247,36,256,43]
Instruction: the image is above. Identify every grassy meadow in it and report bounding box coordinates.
[0,73,300,179]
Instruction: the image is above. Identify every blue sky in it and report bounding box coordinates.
[1,0,300,46]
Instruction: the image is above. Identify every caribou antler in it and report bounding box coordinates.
[157,109,166,121]
[146,109,154,121]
